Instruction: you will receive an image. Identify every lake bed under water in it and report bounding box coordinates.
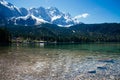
[0,42,120,80]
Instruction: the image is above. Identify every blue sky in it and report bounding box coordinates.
[6,0,120,23]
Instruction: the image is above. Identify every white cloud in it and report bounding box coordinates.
[74,13,89,19]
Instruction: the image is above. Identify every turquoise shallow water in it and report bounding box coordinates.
[0,42,120,80]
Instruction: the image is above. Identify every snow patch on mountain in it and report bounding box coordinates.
[51,15,61,21]
[12,14,47,26]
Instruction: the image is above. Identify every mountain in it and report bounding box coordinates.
[29,7,79,27]
[0,0,80,27]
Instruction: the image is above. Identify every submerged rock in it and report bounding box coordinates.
[88,70,96,74]
[97,66,107,70]
[98,59,114,63]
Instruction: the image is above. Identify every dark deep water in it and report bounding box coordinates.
[0,42,120,80]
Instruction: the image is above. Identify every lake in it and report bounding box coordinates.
[0,42,120,80]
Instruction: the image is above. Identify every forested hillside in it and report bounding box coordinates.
[1,23,120,42]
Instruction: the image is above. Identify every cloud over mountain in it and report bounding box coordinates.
[74,13,89,19]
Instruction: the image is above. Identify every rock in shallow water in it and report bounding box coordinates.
[97,66,107,70]
[88,70,96,74]
[98,59,115,63]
